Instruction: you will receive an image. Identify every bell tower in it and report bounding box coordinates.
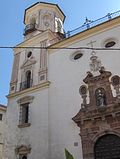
[9,2,65,94]
[5,3,66,159]
[24,2,65,39]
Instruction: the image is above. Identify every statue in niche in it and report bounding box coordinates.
[95,88,106,106]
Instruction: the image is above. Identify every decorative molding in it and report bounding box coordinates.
[7,81,50,99]
[72,69,120,159]
[17,96,34,104]
[48,16,120,54]
[40,40,47,69]
[11,53,20,83]
[21,58,36,69]
[14,29,56,54]
[15,145,31,155]
[18,123,31,128]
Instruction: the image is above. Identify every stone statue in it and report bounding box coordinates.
[96,88,106,106]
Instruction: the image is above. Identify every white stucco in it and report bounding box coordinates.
[4,2,120,159]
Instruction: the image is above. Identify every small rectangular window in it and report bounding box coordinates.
[19,103,29,125]
[0,114,3,121]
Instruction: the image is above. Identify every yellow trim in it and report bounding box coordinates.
[7,81,50,99]
[48,16,120,53]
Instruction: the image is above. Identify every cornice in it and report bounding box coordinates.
[14,30,55,54]
[7,81,50,99]
[48,16,120,54]
[24,2,65,24]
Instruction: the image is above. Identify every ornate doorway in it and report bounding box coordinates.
[94,134,120,159]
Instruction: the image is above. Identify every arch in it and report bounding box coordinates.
[95,87,106,106]
[22,156,27,159]
[25,70,32,88]
[43,13,53,29]
[30,17,36,25]
[15,145,31,154]
[94,134,120,159]
[92,130,120,144]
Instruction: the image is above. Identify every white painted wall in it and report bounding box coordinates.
[5,17,120,159]
[4,89,49,159]
[48,24,120,159]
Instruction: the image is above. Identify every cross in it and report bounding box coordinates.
[87,40,96,48]
[87,40,97,57]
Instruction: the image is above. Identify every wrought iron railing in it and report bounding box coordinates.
[49,10,120,45]
[65,10,120,37]
[24,24,37,35]
[20,79,33,91]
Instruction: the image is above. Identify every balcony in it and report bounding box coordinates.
[20,79,33,91]
[24,24,37,35]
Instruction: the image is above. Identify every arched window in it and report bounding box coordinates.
[95,88,106,106]
[43,14,51,29]
[30,17,36,25]
[25,70,32,88]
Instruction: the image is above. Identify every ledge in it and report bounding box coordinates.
[7,81,51,99]
[18,123,31,128]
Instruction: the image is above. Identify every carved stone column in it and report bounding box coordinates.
[39,40,48,83]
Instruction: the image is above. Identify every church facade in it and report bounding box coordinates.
[4,2,120,159]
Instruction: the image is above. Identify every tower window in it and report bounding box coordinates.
[25,70,32,89]
[30,17,36,25]
[24,17,36,35]
[19,103,29,125]
[20,70,32,91]
[55,17,64,34]
[27,51,32,58]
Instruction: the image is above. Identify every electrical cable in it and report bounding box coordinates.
[0,46,120,50]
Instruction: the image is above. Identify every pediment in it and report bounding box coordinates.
[15,145,31,154]
[21,58,36,69]
[17,96,34,104]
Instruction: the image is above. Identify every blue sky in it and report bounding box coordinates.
[0,0,120,105]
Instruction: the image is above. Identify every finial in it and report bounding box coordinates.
[89,53,102,72]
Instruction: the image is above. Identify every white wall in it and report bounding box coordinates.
[48,25,120,159]
[5,21,120,159]
[4,88,49,159]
